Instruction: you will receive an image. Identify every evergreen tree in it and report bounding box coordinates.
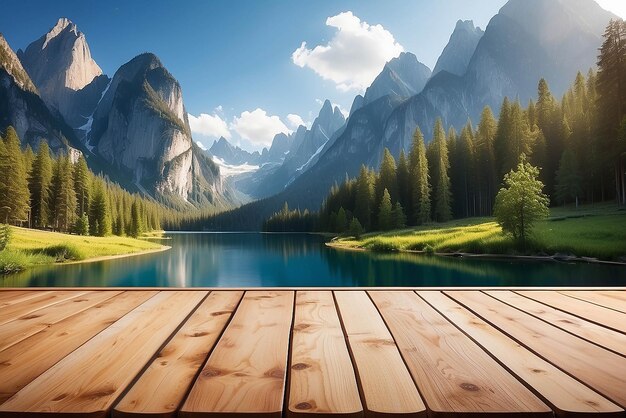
[336,206,348,233]
[23,145,34,177]
[0,127,30,224]
[396,150,410,212]
[129,200,143,237]
[430,119,452,222]
[494,97,512,179]
[555,148,583,207]
[408,126,431,225]
[348,217,364,239]
[89,180,111,236]
[74,155,91,217]
[74,212,90,236]
[51,155,77,232]
[354,165,373,230]
[377,188,393,231]
[475,106,498,215]
[392,202,406,229]
[376,148,397,204]
[29,141,53,228]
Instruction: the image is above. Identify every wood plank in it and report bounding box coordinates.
[0,290,122,352]
[419,291,623,416]
[113,291,243,418]
[0,290,157,404]
[0,290,207,416]
[446,291,626,408]
[0,291,50,307]
[0,290,88,326]
[287,291,362,418]
[334,291,426,418]
[518,290,626,333]
[369,291,551,417]
[559,291,626,314]
[492,291,626,355]
[180,291,294,418]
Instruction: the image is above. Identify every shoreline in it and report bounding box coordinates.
[325,241,626,266]
[63,245,171,266]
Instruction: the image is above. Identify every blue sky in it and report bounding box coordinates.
[2,0,624,151]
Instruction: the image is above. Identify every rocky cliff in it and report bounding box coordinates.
[432,20,484,77]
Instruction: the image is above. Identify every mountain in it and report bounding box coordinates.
[362,52,431,106]
[85,52,233,206]
[432,20,484,77]
[234,99,346,199]
[218,0,616,225]
[0,33,81,155]
[209,136,261,165]
[18,18,110,129]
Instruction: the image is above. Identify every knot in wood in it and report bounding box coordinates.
[292,362,310,370]
[202,368,222,378]
[460,382,480,392]
[295,402,313,410]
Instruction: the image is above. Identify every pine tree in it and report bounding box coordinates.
[89,179,111,236]
[0,127,30,224]
[376,148,397,204]
[408,126,431,225]
[51,155,77,232]
[494,97,512,179]
[74,155,91,217]
[377,188,393,231]
[354,165,372,230]
[555,148,583,207]
[475,106,498,215]
[392,202,406,229]
[29,141,53,228]
[74,212,90,235]
[430,119,452,222]
[336,206,348,233]
[348,217,364,239]
[456,122,475,218]
[396,150,410,212]
[129,200,142,237]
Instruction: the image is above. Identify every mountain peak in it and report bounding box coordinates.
[44,18,77,48]
[432,19,483,77]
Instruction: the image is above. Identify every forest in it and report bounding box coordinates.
[264,20,626,233]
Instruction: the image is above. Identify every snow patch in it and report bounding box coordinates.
[212,156,259,178]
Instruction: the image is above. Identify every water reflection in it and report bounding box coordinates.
[3,232,625,287]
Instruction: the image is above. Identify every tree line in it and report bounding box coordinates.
[0,126,164,237]
[266,19,626,233]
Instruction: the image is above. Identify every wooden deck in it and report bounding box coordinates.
[0,289,624,417]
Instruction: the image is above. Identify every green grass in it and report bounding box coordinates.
[0,227,164,274]
[332,205,626,261]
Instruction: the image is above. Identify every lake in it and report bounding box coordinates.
[3,232,626,287]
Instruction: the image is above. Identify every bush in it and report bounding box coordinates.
[0,250,28,274]
[367,240,399,252]
[0,224,11,251]
[40,244,85,262]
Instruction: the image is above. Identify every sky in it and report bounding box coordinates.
[1,0,624,152]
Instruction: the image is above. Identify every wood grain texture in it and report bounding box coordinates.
[334,291,426,418]
[419,291,623,416]
[113,291,243,418]
[518,290,626,333]
[287,291,362,418]
[495,291,626,355]
[369,291,551,417]
[559,291,626,314]
[0,291,121,353]
[180,291,294,418]
[0,291,156,404]
[0,291,207,417]
[447,291,626,408]
[0,290,88,326]
[0,291,50,307]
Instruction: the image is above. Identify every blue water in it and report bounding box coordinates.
[3,232,625,287]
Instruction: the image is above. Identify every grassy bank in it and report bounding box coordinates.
[330,205,626,262]
[0,227,166,274]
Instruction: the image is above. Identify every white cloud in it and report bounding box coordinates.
[292,11,403,92]
[188,112,231,139]
[230,108,291,147]
[196,140,207,151]
[287,113,306,128]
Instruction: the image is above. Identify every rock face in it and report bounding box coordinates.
[18,18,109,129]
[248,0,615,214]
[0,34,80,153]
[87,53,233,206]
[363,52,431,106]
[433,20,484,77]
[234,99,346,199]
[209,136,262,166]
